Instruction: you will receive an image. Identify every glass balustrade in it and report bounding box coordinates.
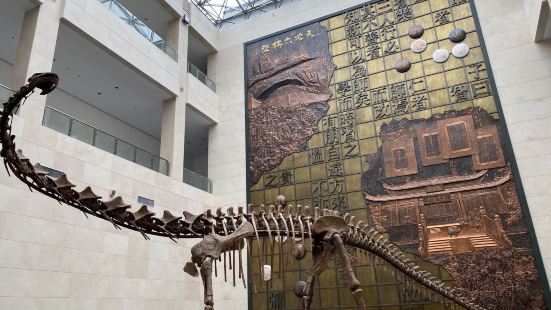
[43,106,169,175]
[188,62,216,92]
[183,168,213,193]
[99,0,178,61]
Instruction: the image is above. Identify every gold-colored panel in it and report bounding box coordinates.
[328,14,345,30]
[452,2,473,20]
[345,173,362,191]
[360,137,378,155]
[426,73,447,91]
[445,67,468,86]
[357,122,376,139]
[356,106,374,124]
[310,163,327,181]
[431,0,451,11]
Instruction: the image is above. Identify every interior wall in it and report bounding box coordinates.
[0,58,13,86]
[46,89,161,156]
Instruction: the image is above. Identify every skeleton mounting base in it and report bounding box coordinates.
[0,73,485,310]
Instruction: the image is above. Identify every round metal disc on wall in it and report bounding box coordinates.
[432,48,450,63]
[410,39,427,53]
[395,58,412,73]
[449,28,467,43]
[452,43,470,58]
[408,24,425,39]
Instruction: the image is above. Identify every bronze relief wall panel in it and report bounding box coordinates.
[245,0,549,309]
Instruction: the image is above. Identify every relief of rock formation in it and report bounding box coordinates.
[247,23,336,185]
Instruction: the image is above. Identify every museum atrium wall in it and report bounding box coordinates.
[0,0,551,309]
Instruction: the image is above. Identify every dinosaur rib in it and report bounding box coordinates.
[0,73,485,310]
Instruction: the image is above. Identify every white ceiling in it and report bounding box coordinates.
[52,23,173,138]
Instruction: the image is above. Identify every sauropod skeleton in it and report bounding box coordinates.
[0,73,484,310]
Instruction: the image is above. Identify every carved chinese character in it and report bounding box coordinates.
[392,97,410,115]
[352,64,367,78]
[284,37,293,45]
[280,170,294,186]
[272,40,283,49]
[364,31,380,45]
[349,49,366,64]
[408,78,427,93]
[341,127,357,143]
[309,148,325,164]
[294,33,304,41]
[374,102,392,119]
[367,43,382,60]
[354,93,371,108]
[450,0,468,6]
[339,111,356,128]
[261,44,270,53]
[312,181,329,197]
[265,174,279,188]
[322,115,338,130]
[377,0,392,14]
[306,30,315,38]
[379,14,397,40]
[326,145,341,161]
[396,6,412,22]
[353,77,369,93]
[336,81,352,97]
[345,9,362,24]
[337,97,354,112]
[372,88,389,105]
[434,10,451,25]
[361,4,377,20]
[410,94,428,111]
[383,40,399,55]
[471,80,492,98]
[468,63,486,80]
[450,84,471,103]
[348,37,363,49]
[328,178,345,194]
[345,23,362,39]
[325,128,340,145]
[389,82,408,100]
[342,142,360,158]
[328,161,344,177]
[330,194,347,211]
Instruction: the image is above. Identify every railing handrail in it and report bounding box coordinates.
[187,61,216,92]
[43,106,169,174]
[183,167,213,193]
[99,0,178,61]
[0,83,14,92]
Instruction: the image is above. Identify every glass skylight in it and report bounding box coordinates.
[190,0,289,27]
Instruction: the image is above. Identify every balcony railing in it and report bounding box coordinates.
[43,106,169,175]
[188,62,216,92]
[183,168,213,193]
[0,84,14,103]
[99,0,178,61]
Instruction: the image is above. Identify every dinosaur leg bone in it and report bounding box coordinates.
[332,233,366,310]
[200,257,214,310]
[299,240,333,310]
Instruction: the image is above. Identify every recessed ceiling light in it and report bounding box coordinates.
[115,86,119,89]
[97,92,102,95]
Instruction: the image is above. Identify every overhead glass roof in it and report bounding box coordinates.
[190,0,290,27]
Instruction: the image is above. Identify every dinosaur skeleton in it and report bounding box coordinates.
[0,73,486,310]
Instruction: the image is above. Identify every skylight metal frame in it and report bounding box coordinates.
[190,0,289,27]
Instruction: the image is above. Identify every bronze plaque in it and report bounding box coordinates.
[245,0,548,309]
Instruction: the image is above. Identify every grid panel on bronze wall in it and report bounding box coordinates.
[247,0,494,309]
